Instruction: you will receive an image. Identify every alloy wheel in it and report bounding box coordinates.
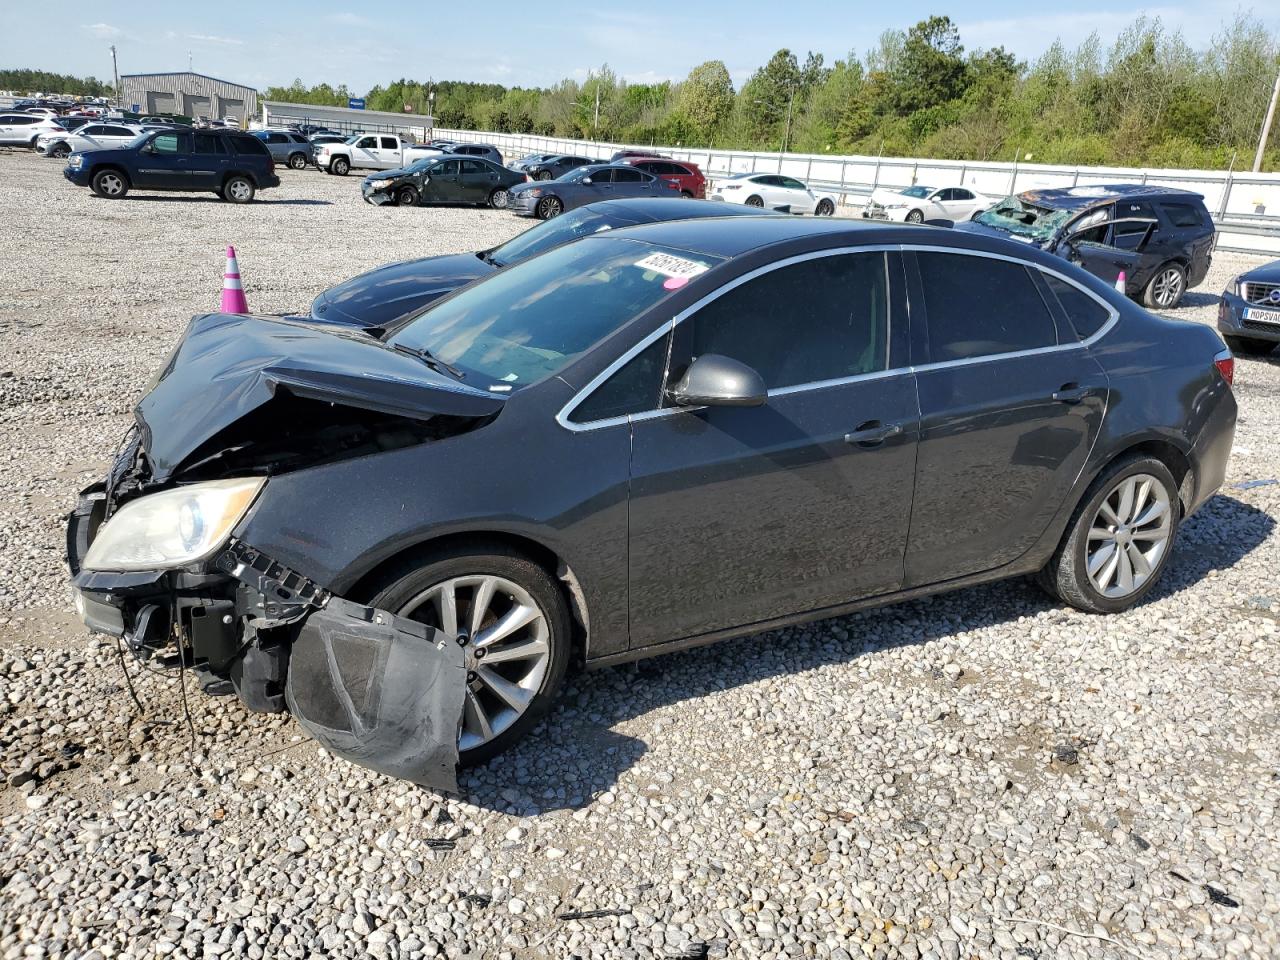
[1153,268,1184,308]
[100,173,124,196]
[538,196,562,219]
[490,188,510,209]
[398,574,551,752]
[1085,473,1172,599]
[227,179,252,202]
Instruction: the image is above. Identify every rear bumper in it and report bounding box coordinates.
[260,172,281,189]
[1186,385,1237,517]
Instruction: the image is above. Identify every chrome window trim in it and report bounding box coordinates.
[555,242,1120,433]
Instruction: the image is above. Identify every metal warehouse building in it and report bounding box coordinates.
[119,72,257,122]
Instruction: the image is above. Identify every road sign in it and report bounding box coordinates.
[130,103,140,113]
[348,98,365,110]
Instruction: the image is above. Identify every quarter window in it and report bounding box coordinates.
[1044,274,1110,340]
[570,334,671,424]
[460,159,485,174]
[916,252,1058,361]
[1162,202,1205,228]
[684,253,889,390]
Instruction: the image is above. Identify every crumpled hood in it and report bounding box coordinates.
[867,188,916,207]
[137,312,504,480]
[310,252,492,328]
[365,167,410,182]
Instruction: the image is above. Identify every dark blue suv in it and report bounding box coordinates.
[64,129,280,203]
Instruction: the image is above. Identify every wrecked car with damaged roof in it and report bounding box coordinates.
[68,216,1236,791]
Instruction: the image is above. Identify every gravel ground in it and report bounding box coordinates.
[1,149,1278,960]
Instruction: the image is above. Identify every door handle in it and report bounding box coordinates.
[844,420,902,446]
[1052,383,1091,404]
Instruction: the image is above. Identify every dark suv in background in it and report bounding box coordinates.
[64,129,280,203]
[958,185,1214,308]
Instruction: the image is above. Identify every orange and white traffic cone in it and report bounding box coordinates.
[221,245,249,314]
[1114,270,1127,294]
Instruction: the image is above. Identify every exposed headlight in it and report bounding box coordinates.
[83,478,265,571]
[885,202,907,209]
[369,180,390,190]
[68,154,83,168]
[528,188,543,197]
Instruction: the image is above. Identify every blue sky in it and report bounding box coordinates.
[2,1,1274,94]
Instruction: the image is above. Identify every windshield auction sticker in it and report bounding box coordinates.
[635,252,710,280]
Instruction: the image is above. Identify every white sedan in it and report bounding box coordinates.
[861,185,991,223]
[710,173,837,216]
[37,122,142,158]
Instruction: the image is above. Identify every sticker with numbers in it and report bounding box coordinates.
[634,252,710,280]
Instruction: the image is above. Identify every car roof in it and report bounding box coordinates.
[1019,183,1203,210]
[604,215,1085,265]
[581,197,781,222]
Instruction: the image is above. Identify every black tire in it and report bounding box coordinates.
[363,543,571,767]
[488,187,511,209]
[1142,262,1186,309]
[395,185,419,207]
[681,190,694,198]
[745,195,765,208]
[905,209,924,223]
[332,156,350,176]
[222,175,255,204]
[1223,335,1275,356]
[536,170,553,181]
[287,152,307,170]
[1037,455,1181,614]
[536,195,563,220]
[28,135,39,150]
[91,168,129,199]
[51,143,71,159]
[816,198,835,217]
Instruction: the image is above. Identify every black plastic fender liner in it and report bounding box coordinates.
[285,597,466,792]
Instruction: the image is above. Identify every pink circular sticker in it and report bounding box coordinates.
[663,276,689,290]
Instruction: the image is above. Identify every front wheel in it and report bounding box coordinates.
[287,152,307,170]
[332,157,350,176]
[395,185,419,207]
[365,545,571,765]
[1143,263,1186,309]
[905,209,924,223]
[536,195,563,220]
[51,143,71,159]
[222,176,255,204]
[815,198,835,217]
[91,169,129,199]
[488,187,511,209]
[1037,456,1180,613]
[1223,335,1275,356]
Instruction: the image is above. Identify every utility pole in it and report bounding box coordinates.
[110,44,120,109]
[1254,69,1280,173]
[782,85,794,154]
[593,84,600,137]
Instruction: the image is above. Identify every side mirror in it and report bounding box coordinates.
[667,354,767,408]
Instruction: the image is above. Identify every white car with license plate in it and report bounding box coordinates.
[861,185,991,223]
[37,122,142,158]
[710,172,836,216]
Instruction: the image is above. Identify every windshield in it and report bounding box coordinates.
[488,208,629,267]
[405,158,434,173]
[900,186,932,198]
[344,134,363,145]
[388,237,722,389]
[975,195,1075,240]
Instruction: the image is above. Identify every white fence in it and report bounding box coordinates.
[435,127,1280,258]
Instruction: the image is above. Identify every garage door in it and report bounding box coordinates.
[218,97,244,122]
[183,94,212,118]
[146,92,178,114]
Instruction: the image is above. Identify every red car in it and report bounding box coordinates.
[619,157,706,199]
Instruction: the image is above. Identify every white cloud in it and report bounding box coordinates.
[81,23,122,39]
[187,33,243,46]
[326,12,371,27]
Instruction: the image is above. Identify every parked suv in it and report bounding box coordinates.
[254,129,313,169]
[0,113,67,148]
[37,122,141,158]
[619,156,706,198]
[447,143,504,166]
[958,185,1214,308]
[64,129,280,203]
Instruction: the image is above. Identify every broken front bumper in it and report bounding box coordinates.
[66,485,465,791]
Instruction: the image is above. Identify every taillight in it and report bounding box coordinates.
[1214,348,1234,386]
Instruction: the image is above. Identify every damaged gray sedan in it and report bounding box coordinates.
[68,216,1236,792]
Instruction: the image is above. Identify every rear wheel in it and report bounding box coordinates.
[222,176,255,204]
[536,195,563,220]
[395,185,419,207]
[536,170,554,181]
[745,195,765,208]
[332,156,350,176]
[1223,335,1275,355]
[365,545,571,766]
[91,169,128,199]
[488,187,511,209]
[1037,455,1180,613]
[816,198,835,217]
[287,152,307,170]
[1143,263,1186,309]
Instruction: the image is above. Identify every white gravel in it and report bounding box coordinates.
[1,149,1279,960]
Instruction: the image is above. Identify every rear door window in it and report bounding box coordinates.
[1113,200,1158,249]
[459,159,486,174]
[380,136,397,150]
[194,133,225,155]
[613,168,644,183]
[916,252,1058,362]
[683,252,890,390]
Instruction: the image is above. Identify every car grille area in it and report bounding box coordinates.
[1243,281,1280,305]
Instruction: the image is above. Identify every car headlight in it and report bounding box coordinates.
[885,202,907,209]
[528,188,543,197]
[369,180,390,190]
[83,478,264,571]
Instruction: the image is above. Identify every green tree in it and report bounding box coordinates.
[673,60,734,144]
[891,15,969,114]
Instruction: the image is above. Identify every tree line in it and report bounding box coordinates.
[9,13,1279,169]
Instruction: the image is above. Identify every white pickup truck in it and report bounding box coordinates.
[314,134,440,176]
